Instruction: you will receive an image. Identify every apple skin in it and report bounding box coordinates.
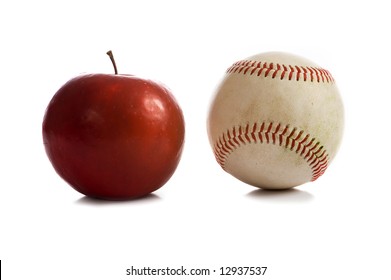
[43,73,185,200]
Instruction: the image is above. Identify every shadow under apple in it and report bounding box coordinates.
[74,193,161,206]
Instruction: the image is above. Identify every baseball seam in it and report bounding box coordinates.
[227,60,334,83]
[213,122,329,181]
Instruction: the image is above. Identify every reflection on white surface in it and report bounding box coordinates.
[74,193,161,206]
[246,188,314,203]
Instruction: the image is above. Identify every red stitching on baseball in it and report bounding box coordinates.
[227,60,334,83]
[213,122,329,181]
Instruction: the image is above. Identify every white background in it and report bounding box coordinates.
[1,0,390,279]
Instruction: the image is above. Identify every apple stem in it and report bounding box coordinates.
[106,50,118,75]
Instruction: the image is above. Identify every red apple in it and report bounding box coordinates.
[43,51,185,200]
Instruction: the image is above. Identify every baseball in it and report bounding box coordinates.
[207,52,344,190]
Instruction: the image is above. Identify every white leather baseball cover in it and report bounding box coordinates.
[207,52,344,189]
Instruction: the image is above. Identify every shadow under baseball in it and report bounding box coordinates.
[74,193,161,206]
[246,188,314,203]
